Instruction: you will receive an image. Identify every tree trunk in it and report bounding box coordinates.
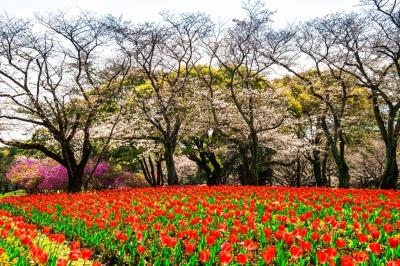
[208,154,222,186]
[164,144,178,185]
[156,159,164,186]
[310,150,323,186]
[381,144,398,189]
[321,118,350,188]
[67,166,84,193]
[248,132,259,186]
[321,145,329,186]
[295,157,301,188]
[238,147,250,185]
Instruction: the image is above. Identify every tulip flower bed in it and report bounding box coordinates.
[0,186,399,265]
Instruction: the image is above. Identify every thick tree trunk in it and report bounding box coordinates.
[164,144,178,185]
[309,130,328,187]
[238,148,250,185]
[208,154,222,186]
[321,118,350,188]
[371,94,399,189]
[325,144,350,188]
[248,132,259,186]
[67,166,84,193]
[381,144,398,189]
[321,146,329,186]
[329,140,350,188]
[311,159,323,186]
[336,160,350,188]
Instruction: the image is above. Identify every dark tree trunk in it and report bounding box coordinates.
[156,159,164,186]
[208,154,222,185]
[67,166,84,193]
[238,147,250,185]
[295,157,301,188]
[183,137,223,186]
[371,94,399,189]
[381,143,398,189]
[139,155,164,187]
[321,145,329,186]
[164,143,178,185]
[247,132,259,186]
[321,118,350,188]
[311,155,323,186]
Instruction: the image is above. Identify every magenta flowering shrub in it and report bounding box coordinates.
[37,161,68,190]
[112,171,149,188]
[84,161,109,177]
[83,161,114,189]
[6,158,147,192]
[5,159,44,191]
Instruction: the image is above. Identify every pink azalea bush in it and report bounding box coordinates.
[6,158,146,192]
[5,159,43,191]
[37,161,68,190]
[113,171,149,188]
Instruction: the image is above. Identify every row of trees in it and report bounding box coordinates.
[0,0,399,192]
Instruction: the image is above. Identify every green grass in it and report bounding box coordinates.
[0,190,27,199]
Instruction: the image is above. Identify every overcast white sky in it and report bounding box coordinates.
[1,0,360,27]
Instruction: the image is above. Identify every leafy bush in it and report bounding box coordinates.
[37,160,68,190]
[6,158,147,193]
[112,171,149,188]
[5,159,43,192]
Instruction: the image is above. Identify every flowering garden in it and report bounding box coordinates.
[0,186,398,265]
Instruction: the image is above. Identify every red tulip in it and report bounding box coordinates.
[166,237,177,248]
[289,246,303,259]
[137,245,145,253]
[261,246,276,264]
[56,258,68,266]
[274,231,283,240]
[221,242,232,253]
[335,239,346,249]
[353,251,369,263]
[70,241,80,250]
[263,227,272,238]
[383,224,393,234]
[341,255,355,266]
[206,235,216,246]
[42,226,51,235]
[283,233,294,245]
[357,233,368,243]
[114,230,128,242]
[219,251,232,265]
[69,250,81,261]
[199,250,210,263]
[38,252,49,265]
[311,232,320,241]
[229,234,238,243]
[81,248,93,260]
[236,254,247,265]
[299,240,311,252]
[322,234,331,245]
[317,250,329,264]
[325,247,337,258]
[389,237,400,249]
[370,229,380,239]
[369,242,380,255]
[243,239,259,251]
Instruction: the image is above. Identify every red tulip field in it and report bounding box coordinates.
[0,186,399,265]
